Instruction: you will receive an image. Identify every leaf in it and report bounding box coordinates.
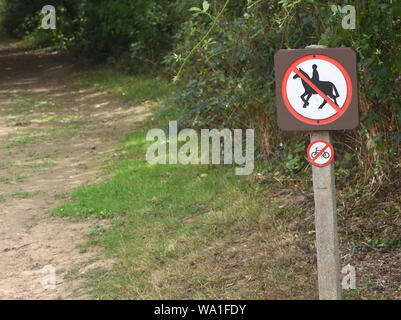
[330,5,340,13]
[392,133,401,146]
[202,1,210,12]
[362,109,378,127]
[189,7,202,12]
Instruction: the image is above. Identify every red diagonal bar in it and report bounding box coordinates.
[292,67,341,112]
[311,143,330,165]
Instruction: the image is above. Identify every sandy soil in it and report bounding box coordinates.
[0,39,150,299]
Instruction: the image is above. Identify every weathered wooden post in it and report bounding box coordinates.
[306,45,341,300]
[310,130,341,299]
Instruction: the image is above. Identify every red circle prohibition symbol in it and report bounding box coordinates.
[307,140,334,167]
[281,54,353,125]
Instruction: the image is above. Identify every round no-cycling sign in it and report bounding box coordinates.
[281,54,353,125]
[307,140,334,167]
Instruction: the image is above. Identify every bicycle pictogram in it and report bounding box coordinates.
[311,146,330,159]
[307,140,334,167]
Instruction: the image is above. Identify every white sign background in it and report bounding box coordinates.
[286,59,347,120]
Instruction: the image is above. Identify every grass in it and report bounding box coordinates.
[0,158,53,171]
[0,162,11,169]
[7,134,37,148]
[53,126,316,299]
[79,69,173,104]
[0,170,27,184]
[9,93,65,111]
[50,69,318,299]
[51,68,401,300]
[12,190,39,199]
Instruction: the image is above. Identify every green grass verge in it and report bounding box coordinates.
[79,69,173,105]
[53,125,316,299]
[49,69,316,299]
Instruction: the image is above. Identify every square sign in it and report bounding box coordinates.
[274,48,359,131]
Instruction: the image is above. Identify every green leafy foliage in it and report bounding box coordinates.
[1,0,190,66]
[1,0,400,190]
[164,0,400,191]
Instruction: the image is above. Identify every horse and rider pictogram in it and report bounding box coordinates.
[277,53,356,128]
[293,64,340,109]
[274,48,359,130]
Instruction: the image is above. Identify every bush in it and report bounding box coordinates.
[0,0,62,37]
[1,0,400,191]
[165,0,401,190]
[1,0,190,66]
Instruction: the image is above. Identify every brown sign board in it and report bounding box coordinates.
[274,47,359,131]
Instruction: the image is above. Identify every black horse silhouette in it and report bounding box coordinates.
[293,67,339,109]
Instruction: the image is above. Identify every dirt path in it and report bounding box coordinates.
[0,40,151,299]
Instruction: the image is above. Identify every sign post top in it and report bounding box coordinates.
[274,47,359,131]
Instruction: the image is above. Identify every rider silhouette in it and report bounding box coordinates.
[311,64,319,84]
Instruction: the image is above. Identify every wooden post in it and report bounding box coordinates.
[310,131,341,300]
[303,44,341,300]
